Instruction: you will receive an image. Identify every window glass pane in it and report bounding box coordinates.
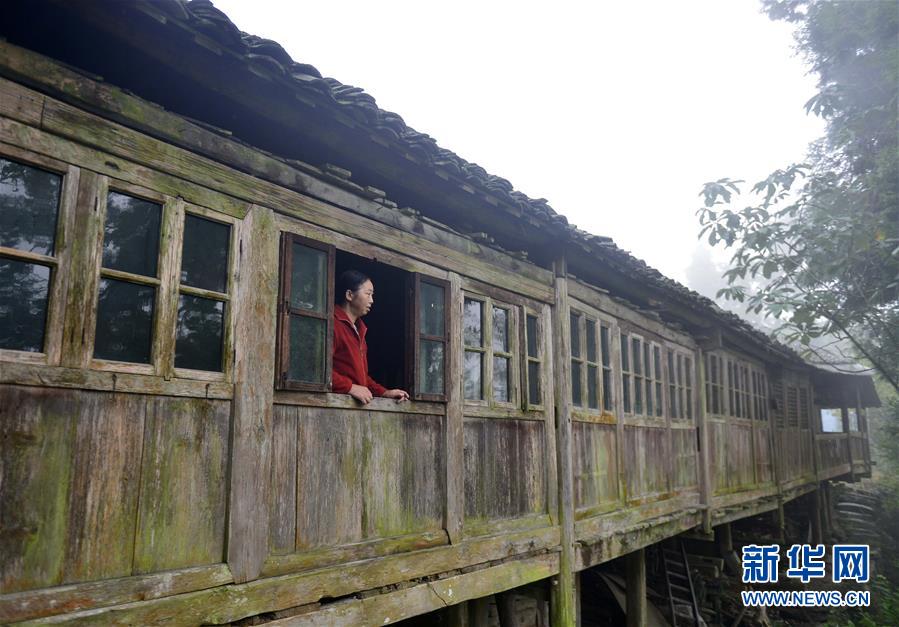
[668,352,675,384]
[464,351,483,400]
[463,298,483,347]
[290,243,327,313]
[0,157,61,256]
[175,295,224,371]
[685,358,692,387]
[643,344,651,380]
[419,339,444,395]
[288,314,325,383]
[571,361,582,406]
[587,365,598,409]
[94,278,155,363]
[180,214,229,293]
[620,333,629,370]
[646,379,653,415]
[634,375,643,414]
[526,314,538,358]
[0,258,50,352]
[600,325,610,366]
[632,339,642,375]
[102,191,161,277]
[602,369,612,411]
[528,361,541,405]
[420,281,445,337]
[570,313,580,358]
[492,307,508,353]
[493,356,510,402]
[586,319,597,362]
[656,382,663,416]
[622,374,631,413]
[653,346,661,378]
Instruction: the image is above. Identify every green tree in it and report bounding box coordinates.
[697,0,899,393]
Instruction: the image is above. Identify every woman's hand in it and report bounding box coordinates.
[349,384,374,404]
[383,389,410,402]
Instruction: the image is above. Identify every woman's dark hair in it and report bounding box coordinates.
[336,269,371,303]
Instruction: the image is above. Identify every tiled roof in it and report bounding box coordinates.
[151,0,807,365]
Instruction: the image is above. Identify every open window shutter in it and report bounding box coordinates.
[276,233,334,391]
[409,273,449,401]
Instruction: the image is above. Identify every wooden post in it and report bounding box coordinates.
[810,487,824,545]
[551,258,577,627]
[496,591,520,627]
[447,601,469,627]
[716,522,733,554]
[626,548,647,627]
[468,596,490,627]
[227,205,279,582]
[446,272,464,543]
[697,349,712,533]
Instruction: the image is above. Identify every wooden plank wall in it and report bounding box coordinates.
[0,385,229,595]
[572,422,618,517]
[270,405,445,554]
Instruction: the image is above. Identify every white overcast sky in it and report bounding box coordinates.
[212,0,824,299]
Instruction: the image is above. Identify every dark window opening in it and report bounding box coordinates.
[335,250,410,393]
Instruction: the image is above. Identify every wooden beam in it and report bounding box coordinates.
[227,205,279,582]
[625,548,646,627]
[551,261,576,627]
[446,272,464,543]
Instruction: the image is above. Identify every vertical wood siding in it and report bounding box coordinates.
[0,385,229,594]
[270,405,445,553]
[462,418,546,525]
[572,422,618,516]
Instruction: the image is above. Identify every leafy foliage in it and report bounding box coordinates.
[697,0,899,393]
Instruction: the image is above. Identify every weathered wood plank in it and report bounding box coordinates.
[572,422,618,516]
[0,76,43,125]
[0,386,75,594]
[262,553,559,627]
[19,528,561,625]
[551,269,576,626]
[0,565,232,623]
[0,361,232,399]
[462,418,546,526]
[133,397,230,574]
[622,425,670,503]
[63,394,144,583]
[270,405,298,555]
[446,272,464,543]
[227,205,279,583]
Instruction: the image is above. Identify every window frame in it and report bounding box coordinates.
[171,203,239,381]
[522,307,546,411]
[408,273,450,402]
[275,232,335,392]
[569,307,616,418]
[0,146,77,366]
[87,177,173,376]
[461,291,521,410]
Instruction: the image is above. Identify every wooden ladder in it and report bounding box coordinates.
[662,541,701,626]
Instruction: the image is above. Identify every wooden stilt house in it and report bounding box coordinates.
[0,2,877,625]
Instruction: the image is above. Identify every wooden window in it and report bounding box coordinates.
[93,188,163,365]
[463,297,485,400]
[684,355,694,420]
[798,387,810,429]
[652,345,663,417]
[747,367,768,422]
[620,331,632,413]
[0,154,67,356]
[705,353,724,415]
[786,386,800,428]
[174,212,233,373]
[463,294,518,407]
[276,233,334,391]
[412,275,449,400]
[600,323,613,412]
[668,351,679,418]
[631,336,645,415]
[570,311,611,412]
[643,342,654,416]
[524,311,543,407]
[570,311,583,407]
